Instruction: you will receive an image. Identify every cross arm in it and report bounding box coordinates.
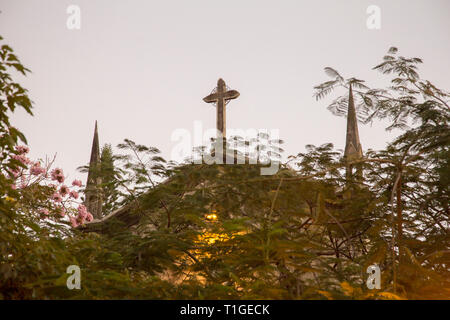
[203,92,219,103]
[223,90,240,100]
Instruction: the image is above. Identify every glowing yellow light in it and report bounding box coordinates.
[198,232,228,244]
[5,196,16,203]
[197,210,247,246]
[206,213,218,221]
[197,230,247,246]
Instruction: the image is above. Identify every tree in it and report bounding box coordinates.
[1,36,448,299]
[314,47,450,298]
[100,143,119,213]
[0,35,177,300]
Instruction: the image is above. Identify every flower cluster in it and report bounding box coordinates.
[50,168,65,183]
[69,204,93,227]
[5,145,93,228]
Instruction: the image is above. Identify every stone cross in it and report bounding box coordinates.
[203,78,240,138]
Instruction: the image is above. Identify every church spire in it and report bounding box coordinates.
[89,121,100,165]
[85,120,102,219]
[344,85,363,180]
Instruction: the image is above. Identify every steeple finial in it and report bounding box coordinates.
[89,120,100,164]
[85,120,102,219]
[344,85,363,180]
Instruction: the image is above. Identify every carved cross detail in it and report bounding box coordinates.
[203,78,240,138]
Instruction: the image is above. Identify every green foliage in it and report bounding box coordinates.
[0,36,32,209]
[0,35,178,299]
[1,37,448,300]
[99,144,119,213]
[313,47,449,299]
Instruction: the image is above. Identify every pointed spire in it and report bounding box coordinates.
[344,85,363,181]
[344,84,363,160]
[88,120,100,165]
[85,120,102,220]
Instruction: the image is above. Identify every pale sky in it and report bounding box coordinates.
[1,0,449,182]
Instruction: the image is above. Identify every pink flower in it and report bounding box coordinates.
[11,184,16,190]
[51,168,63,178]
[52,193,62,203]
[15,145,29,155]
[30,162,45,175]
[69,216,78,228]
[77,204,88,219]
[12,154,31,165]
[72,179,82,187]
[39,208,49,215]
[50,168,65,183]
[69,190,79,199]
[59,185,69,197]
[76,204,90,225]
[86,212,94,222]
